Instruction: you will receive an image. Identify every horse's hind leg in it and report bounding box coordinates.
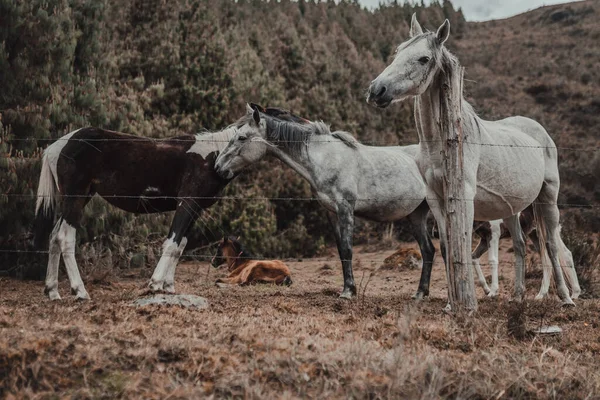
[502,214,526,302]
[558,232,581,299]
[533,195,574,305]
[58,195,92,300]
[405,200,435,299]
[487,220,501,296]
[149,199,199,293]
[44,219,63,300]
[471,235,491,296]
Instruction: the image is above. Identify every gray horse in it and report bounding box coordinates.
[366,15,580,305]
[215,104,434,299]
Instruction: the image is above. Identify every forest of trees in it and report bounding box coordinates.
[0,0,470,278]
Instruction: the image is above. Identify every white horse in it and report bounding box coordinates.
[367,15,580,305]
[215,104,435,299]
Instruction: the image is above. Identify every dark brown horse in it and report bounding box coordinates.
[211,237,292,286]
[34,126,237,300]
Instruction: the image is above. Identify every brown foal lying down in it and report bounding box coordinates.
[211,237,292,286]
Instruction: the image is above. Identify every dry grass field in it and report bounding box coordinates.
[2,240,600,399]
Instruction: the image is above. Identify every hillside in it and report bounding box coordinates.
[455,0,599,229]
[0,0,598,277]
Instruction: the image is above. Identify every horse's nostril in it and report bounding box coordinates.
[377,86,387,97]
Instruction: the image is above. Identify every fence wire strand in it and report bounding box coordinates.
[0,136,599,152]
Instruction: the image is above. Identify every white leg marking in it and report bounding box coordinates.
[149,234,185,292]
[473,258,491,295]
[58,220,90,300]
[44,221,62,300]
[164,237,188,293]
[488,221,500,297]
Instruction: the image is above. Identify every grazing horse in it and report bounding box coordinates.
[34,126,236,300]
[366,15,580,305]
[211,237,292,286]
[215,103,435,299]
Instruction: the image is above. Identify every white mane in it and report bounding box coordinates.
[187,126,237,158]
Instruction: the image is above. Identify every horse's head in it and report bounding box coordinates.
[215,103,310,179]
[211,236,244,270]
[366,14,450,108]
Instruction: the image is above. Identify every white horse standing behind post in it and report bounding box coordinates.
[367,15,580,305]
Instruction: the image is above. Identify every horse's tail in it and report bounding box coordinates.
[34,149,59,249]
[532,202,552,285]
[556,224,576,289]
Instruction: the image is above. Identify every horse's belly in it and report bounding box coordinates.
[474,162,545,220]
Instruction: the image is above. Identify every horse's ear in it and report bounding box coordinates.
[410,13,423,37]
[246,103,254,114]
[250,103,266,113]
[436,19,450,45]
[222,236,228,243]
[252,108,260,125]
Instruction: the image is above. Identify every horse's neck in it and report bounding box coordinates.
[415,72,476,159]
[226,254,245,271]
[267,143,318,188]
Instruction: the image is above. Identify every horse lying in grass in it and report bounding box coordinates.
[211,237,292,286]
[34,126,237,300]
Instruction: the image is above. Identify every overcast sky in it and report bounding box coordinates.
[360,0,580,21]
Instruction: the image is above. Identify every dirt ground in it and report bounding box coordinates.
[2,240,600,399]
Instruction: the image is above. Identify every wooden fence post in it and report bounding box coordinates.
[440,64,477,313]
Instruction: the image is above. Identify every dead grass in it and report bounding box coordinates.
[1,242,600,399]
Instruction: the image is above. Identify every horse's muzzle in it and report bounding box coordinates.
[366,82,392,108]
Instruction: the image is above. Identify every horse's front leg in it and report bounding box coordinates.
[502,214,527,302]
[334,202,356,299]
[405,200,436,299]
[148,199,200,293]
[471,234,492,296]
[425,192,449,306]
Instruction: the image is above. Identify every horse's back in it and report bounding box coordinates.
[241,260,291,284]
[399,144,420,158]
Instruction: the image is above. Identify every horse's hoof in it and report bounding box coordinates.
[148,280,164,292]
[442,303,452,313]
[75,292,90,301]
[215,282,228,288]
[487,291,498,298]
[534,293,546,301]
[571,291,581,300]
[163,283,176,294]
[561,299,576,307]
[412,292,426,300]
[339,290,354,299]
[46,289,61,301]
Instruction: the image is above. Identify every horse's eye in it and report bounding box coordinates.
[418,56,430,65]
[238,136,247,141]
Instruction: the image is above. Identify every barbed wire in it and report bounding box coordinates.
[0,136,598,152]
[0,247,593,269]
[2,192,598,208]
